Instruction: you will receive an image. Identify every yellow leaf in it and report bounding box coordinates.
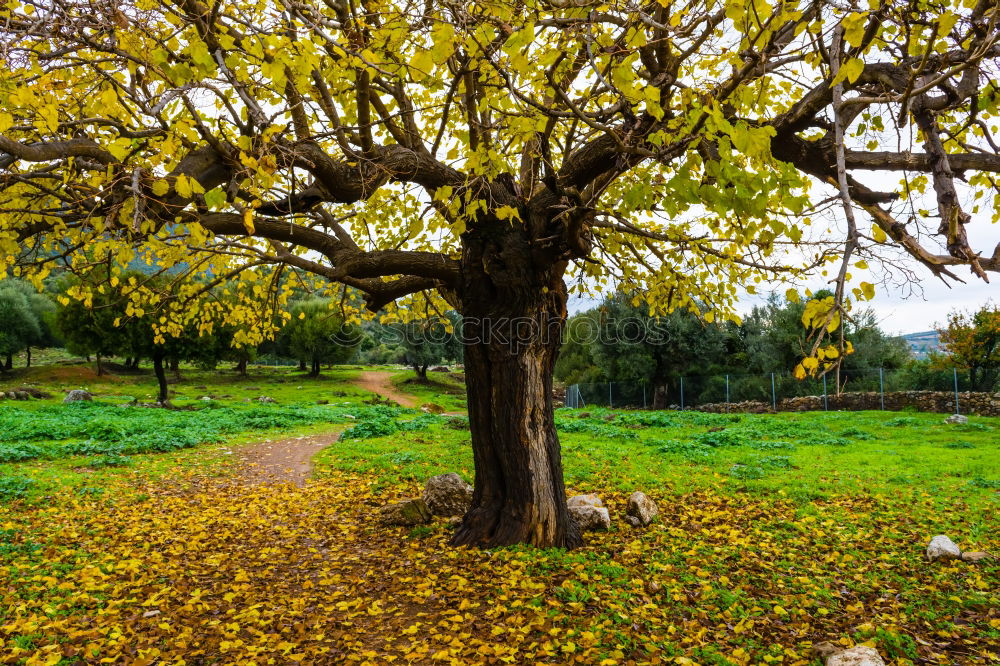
[151,180,170,197]
[242,209,255,235]
[872,224,887,243]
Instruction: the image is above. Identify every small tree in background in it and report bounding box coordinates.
[389,315,462,381]
[938,304,1000,392]
[282,300,361,377]
[0,280,58,369]
[0,284,41,370]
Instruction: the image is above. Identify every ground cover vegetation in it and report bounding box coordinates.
[5,0,1000,547]
[0,370,996,663]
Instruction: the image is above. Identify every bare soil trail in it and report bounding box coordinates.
[235,430,342,486]
[354,370,419,407]
[235,372,433,485]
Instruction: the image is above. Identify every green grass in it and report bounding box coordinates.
[390,369,468,411]
[315,407,1000,514]
[0,365,997,663]
[0,361,371,409]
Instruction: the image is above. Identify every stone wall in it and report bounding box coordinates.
[694,390,1000,417]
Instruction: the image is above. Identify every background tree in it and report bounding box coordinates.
[386,314,463,381]
[4,1,1000,547]
[937,303,1000,392]
[281,299,361,377]
[0,284,41,371]
[0,280,57,368]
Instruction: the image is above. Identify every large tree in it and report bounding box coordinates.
[3,1,1000,547]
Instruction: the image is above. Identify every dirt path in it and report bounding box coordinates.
[235,373,426,485]
[354,370,418,407]
[236,430,341,486]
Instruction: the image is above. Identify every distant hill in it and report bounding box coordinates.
[901,330,942,359]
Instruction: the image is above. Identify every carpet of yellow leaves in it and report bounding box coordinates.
[1,471,997,665]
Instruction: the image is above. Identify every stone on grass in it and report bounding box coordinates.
[569,504,611,531]
[624,491,658,527]
[927,535,961,561]
[422,473,473,516]
[944,413,968,425]
[64,389,93,403]
[380,498,432,526]
[257,396,276,403]
[421,402,445,414]
[960,551,990,563]
[813,643,885,666]
[567,494,604,509]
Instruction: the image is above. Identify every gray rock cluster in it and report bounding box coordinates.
[379,477,661,534]
[567,491,660,532]
[0,387,52,400]
[380,473,473,526]
[695,390,1000,416]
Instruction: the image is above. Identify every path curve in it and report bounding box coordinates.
[236,430,341,486]
[354,370,419,408]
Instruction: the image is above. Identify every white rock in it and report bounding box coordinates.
[64,389,93,403]
[944,413,968,425]
[625,491,659,527]
[569,504,611,531]
[422,473,473,516]
[824,646,885,666]
[927,534,962,561]
[567,494,604,509]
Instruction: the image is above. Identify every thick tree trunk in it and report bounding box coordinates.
[299,358,307,372]
[451,218,581,549]
[153,353,169,404]
[25,347,31,368]
[3,353,11,370]
[309,359,321,377]
[96,353,103,376]
[236,358,248,376]
[413,363,429,382]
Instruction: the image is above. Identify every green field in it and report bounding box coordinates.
[0,366,997,664]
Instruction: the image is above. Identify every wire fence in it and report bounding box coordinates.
[565,366,989,414]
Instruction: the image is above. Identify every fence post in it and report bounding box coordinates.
[953,368,960,414]
[680,376,685,411]
[642,383,647,409]
[609,382,613,409]
[770,372,776,412]
[823,374,828,411]
[725,374,730,413]
[879,368,885,410]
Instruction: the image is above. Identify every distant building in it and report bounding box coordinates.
[901,330,942,359]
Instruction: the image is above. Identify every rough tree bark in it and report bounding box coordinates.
[451,217,582,549]
[412,363,429,382]
[152,353,169,404]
